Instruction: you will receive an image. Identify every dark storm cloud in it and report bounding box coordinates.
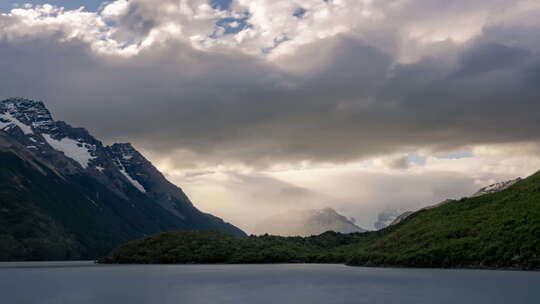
[1,12,540,168]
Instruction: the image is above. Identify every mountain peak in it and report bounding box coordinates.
[1,97,52,121]
[1,97,44,106]
[253,208,367,236]
[471,178,522,197]
[111,142,134,148]
[1,97,54,134]
[110,142,137,156]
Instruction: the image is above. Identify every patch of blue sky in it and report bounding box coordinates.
[2,0,231,13]
[434,152,473,159]
[261,35,290,54]
[211,0,232,10]
[215,16,250,35]
[407,151,472,165]
[407,153,426,166]
[293,7,307,18]
[1,0,105,12]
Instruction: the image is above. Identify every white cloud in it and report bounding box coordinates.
[4,0,540,61]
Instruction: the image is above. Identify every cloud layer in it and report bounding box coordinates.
[1,0,540,230]
[2,1,540,168]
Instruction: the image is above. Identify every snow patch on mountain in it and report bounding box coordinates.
[119,167,146,193]
[0,113,34,135]
[42,134,96,168]
[115,160,146,193]
[471,178,522,197]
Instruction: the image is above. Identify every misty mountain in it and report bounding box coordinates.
[471,178,522,197]
[253,208,367,236]
[373,209,403,230]
[376,178,523,229]
[0,98,244,261]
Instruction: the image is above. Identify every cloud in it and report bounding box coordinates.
[168,170,344,232]
[378,155,410,170]
[175,143,540,231]
[1,1,540,169]
[1,0,540,227]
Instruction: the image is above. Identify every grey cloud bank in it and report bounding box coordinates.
[1,25,539,168]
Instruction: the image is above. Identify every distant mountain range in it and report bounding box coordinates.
[0,98,244,261]
[253,208,367,236]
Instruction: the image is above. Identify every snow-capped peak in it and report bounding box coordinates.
[0,98,54,131]
[1,97,102,170]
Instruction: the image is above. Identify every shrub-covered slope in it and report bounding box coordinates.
[348,171,540,269]
[100,230,371,264]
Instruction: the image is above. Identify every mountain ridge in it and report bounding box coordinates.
[378,178,523,229]
[0,97,245,261]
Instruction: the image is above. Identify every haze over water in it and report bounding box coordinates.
[2,262,540,304]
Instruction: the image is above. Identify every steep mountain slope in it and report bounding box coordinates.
[378,179,522,229]
[253,208,367,236]
[0,98,244,261]
[388,199,456,227]
[374,209,403,230]
[347,172,540,268]
[103,171,540,269]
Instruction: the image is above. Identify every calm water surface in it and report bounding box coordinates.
[1,261,540,304]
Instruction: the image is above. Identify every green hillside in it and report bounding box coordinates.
[347,171,540,269]
[99,230,370,264]
[101,171,540,269]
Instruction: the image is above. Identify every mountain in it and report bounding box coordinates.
[103,171,540,269]
[388,199,456,227]
[378,179,522,229]
[373,209,403,230]
[0,97,245,261]
[471,178,522,197]
[253,208,367,236]
[347,172,540,268]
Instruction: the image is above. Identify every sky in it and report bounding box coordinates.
[0,0,103,12]
[1,0,540,232]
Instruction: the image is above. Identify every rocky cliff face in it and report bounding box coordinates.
[253,208,367,236]
[0,97,245,261]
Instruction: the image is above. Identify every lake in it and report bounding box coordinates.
[1,262,540,304]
